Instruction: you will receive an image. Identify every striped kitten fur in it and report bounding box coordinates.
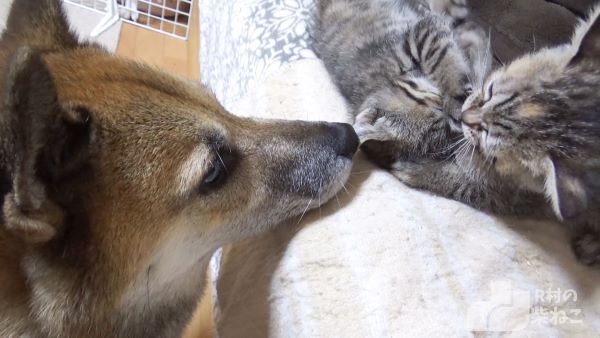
[458,5,600,267]
[315,0,600,266]
[312,0,536,213]
[313,0,490,163]
[389,5,600,266]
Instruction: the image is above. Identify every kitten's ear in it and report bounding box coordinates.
[2,47,92,244]
[546,157,588,221]
[570,14,600,65]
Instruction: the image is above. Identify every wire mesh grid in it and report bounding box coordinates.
[63,0,194,40]
[121,0,193,39]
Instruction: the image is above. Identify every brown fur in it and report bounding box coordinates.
[0,1,357,337]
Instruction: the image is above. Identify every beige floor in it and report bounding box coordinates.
[116,5,200,81]
[1,0,198,76]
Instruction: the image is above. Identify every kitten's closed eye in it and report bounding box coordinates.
[492,122,512,131]
[484,82,494,102]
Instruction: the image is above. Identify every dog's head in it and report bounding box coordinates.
[0,0,357,334]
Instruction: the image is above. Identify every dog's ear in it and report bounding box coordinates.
[546,157,589,221]
[4,0,79,50]
[570,14,600,65]
[2,47,92,244]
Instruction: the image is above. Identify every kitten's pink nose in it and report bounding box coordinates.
[461,108,484,130]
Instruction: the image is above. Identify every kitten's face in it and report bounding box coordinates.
[459,59,558,165]
[459,10,600,222]
[460,10,600,170]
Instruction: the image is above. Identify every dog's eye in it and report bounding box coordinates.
[199,160,227,193]
[198,145,237,193]
[203,165,223,185]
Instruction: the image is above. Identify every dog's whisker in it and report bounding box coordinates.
[351,170,374,175]
[318,182,322,219]
[334,192,342,211]
[341,182,350,195]
[296,198,314,226]
[215,150,227,172]
[350,169,376,177]
[350,172,372,177]
[145,265,152,312]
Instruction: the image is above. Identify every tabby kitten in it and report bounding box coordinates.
[312,0,490,164]
[314,0,546,212]
[372,5,600,266]
[460,6,600,266]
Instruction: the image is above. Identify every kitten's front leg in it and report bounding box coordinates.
[352,89,529,215]
[354,105,428,168]
[389,158,482,204]
[354,102,396,145]
[355,96,547,216]
[389,157,547,216]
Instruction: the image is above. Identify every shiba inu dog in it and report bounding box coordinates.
[0,0,358,336]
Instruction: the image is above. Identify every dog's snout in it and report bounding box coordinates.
[327,123,359,158]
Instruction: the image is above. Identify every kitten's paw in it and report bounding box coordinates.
[453,20,490,69]
[355,108,407,168]
[453,21,487,52]
[448,0,469,20]
[354,108,395,143]
[429,0,469,21]
[572,231,600,267]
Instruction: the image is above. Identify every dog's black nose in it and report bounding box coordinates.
[330,123,359,158]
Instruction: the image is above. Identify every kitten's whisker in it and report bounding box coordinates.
[429,137,466,156]
[445,137,467,150]
[437,138,470,165]
[453,139,470,159]
[454,141,475,167]
[466,72,473,86]
[484,154,495,172]
[468,142,476,165]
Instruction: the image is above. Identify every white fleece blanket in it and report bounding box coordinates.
[213,59,600,337]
